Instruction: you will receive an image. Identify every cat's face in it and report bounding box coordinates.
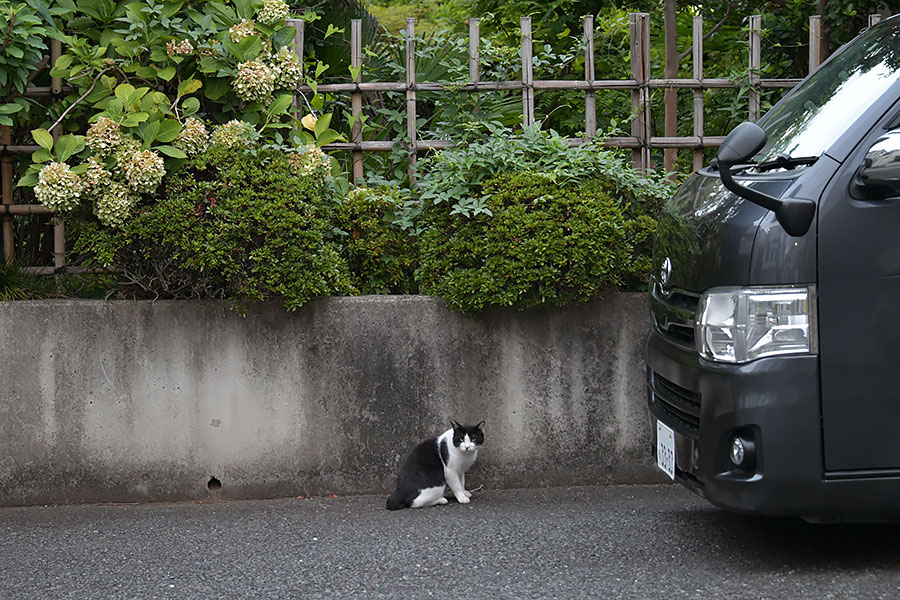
[451,420,485,453]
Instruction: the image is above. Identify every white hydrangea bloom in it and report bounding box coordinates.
[175,117,209,157]
[34,162,82,213]
[86,117,124,158]
[81,156,114,199]
[120,148,165,194]
[270,46,303,90]
[211,120,257,149]
[166,39,195,56]
[288,145,331,183]
[94,181,138,228]
[233,60,275,103]
[257,0,289,25]
[229,19,258,43]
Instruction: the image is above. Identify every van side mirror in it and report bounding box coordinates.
[855,130,900,197]
[716,121,767,164]
[716,121,816,237]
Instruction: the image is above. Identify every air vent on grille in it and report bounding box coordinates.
[649,371,701,437]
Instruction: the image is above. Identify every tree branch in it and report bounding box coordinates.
[677,3,734,64]
[47,67,115,133]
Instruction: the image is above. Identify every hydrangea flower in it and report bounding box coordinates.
[93,181,138,228]
[233,60,275,103]
[119,148,165,194]
[229,19,258,43]
[166,39,194,56]
[175,117,209,157]
[86,117,124,158]
[228,19,271,56]
[270,46,303,90]
[34,162,82,213]
[288,145,331,182]
[257,0,289,25]
[211,120,258,149]
[81,156,114,198]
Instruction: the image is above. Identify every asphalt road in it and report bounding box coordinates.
[2,484,900,599]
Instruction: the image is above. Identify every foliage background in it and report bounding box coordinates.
[2,0,891,309]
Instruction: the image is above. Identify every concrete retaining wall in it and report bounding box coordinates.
[0,294,663,507]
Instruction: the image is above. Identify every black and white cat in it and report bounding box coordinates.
[386,420,485,510]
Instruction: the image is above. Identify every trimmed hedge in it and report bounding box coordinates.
[73,145,356,311]
[416,171,657,313]
[334,187,418,295]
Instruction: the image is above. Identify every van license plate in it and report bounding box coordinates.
[657,420,675,480]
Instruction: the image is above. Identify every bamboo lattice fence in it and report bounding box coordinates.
[0,12,886,274]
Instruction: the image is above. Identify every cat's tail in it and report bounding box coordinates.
[385,491,408,511]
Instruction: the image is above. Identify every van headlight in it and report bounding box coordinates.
[697,286,817,363]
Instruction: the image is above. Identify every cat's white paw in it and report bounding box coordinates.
[455,494,471,504]
[436,497,449,505]
[463,490,472,498]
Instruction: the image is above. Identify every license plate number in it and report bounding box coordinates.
[657,420,675,480]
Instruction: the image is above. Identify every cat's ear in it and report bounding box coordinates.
[476,420,485,430]
[451,420,461,430]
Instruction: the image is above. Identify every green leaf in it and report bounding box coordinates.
[156,145,187,158]
[199,56,224,74]
[203,78,229,100]
[105,98,124,117]
[134,65,157,79]
[314,112,332,137]
[16,172,39,188]
[0,103,23,115]
[315,129,343,147]
[233,0,253,19]
[139,120,161,145]
[272,25,296,49]
[315,61,328,78]
[348,65,361,82]
[156,119,182,143]
[126,87,150,106]
[158,66,176,81]
[31,129,54,151]
[0,116,13,127]
[236,36,263,61]
[32,148,52,163]
[268,94,294,116]
[181,97,200,116]
[324,24,344,39]
[114,83,136,103]
[55,134,84,163]
[177,78,202,98]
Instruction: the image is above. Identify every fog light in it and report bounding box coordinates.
[730,436,746,466]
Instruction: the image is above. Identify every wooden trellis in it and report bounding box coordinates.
[312,13,878,185]
[0,13,886,273]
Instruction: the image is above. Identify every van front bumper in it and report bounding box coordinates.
[645,331,825,517]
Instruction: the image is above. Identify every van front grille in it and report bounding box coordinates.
[650,280,699,349]
[649,371,701,438]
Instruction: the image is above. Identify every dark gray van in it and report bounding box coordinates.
[646,15,900,521]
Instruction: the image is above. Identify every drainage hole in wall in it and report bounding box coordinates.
[208,477,222,491]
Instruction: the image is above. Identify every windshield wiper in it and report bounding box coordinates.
[753,154,819,172]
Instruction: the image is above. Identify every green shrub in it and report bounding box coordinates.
[73,145,356,310]
[334,186,418,294]
[413,124,672,222]
[417,171,658,313]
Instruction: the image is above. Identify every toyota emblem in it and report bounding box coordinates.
[660,257,672,288]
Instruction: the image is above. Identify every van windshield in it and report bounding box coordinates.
[755,17,900,164]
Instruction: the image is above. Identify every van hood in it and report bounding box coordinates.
[651,169,791,295]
